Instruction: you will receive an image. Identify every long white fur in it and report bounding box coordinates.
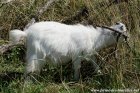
[9,29,26,44]
[9,21,126,80]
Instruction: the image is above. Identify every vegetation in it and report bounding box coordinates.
[0,0,140,93]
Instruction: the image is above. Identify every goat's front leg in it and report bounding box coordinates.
[73,58,81,81]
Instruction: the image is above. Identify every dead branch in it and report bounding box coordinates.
[24,18,36,30]
[0,42,24,54]
[25,0,59,29]
[30,0,59,22]
[37,0,58,16]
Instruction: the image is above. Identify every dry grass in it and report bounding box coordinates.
[0,0,140,93]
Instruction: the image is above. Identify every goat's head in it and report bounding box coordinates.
[111,22,127,32]
[110,22,129,42]
[97,22,129,41]
[97,22,130,49]
[108,22,131,50]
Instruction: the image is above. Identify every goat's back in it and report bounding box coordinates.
[25,21,98,62]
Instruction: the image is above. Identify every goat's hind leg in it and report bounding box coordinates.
[24,52,45,82]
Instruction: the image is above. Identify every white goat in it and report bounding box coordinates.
[9,21,127,80]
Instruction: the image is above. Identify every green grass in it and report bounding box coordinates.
[0,0,140,93]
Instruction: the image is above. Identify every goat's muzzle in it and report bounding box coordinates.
[116,31,131,50]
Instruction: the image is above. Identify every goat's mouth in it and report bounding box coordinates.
[116,31,131,50]
[121,31,129,39]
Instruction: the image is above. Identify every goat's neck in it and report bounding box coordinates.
[92,27,117,51]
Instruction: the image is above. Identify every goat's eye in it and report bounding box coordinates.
[115,22,120,25]
[120,26,124,30]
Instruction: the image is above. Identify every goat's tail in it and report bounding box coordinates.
[9,29,27,44]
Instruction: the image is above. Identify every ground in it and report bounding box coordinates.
[0,0,140,93]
